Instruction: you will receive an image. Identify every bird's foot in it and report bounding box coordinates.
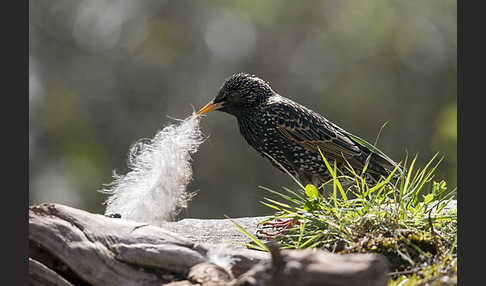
[256,217,298,240]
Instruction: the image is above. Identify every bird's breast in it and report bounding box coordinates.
[237,112,276,151]
[237,113,291,159]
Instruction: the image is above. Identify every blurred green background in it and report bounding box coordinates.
[29,0,457,218]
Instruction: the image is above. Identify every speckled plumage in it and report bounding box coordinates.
[203,73,395,186]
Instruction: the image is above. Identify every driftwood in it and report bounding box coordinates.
[29,203,389,286]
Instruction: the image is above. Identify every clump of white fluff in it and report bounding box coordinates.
[207,243,239,273]
[100,113,204,224]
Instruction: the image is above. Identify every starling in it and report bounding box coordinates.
[198,73,397,187]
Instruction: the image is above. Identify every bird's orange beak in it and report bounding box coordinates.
[197,99,224,115]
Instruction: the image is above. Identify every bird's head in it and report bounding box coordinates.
[198,73,274,116]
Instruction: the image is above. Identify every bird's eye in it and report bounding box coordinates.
[228,92,242,103]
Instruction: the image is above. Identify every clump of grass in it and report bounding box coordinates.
[231,148,457,285]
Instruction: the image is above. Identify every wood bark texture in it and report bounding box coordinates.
[29,203,389,286]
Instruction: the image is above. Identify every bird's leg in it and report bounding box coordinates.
[256,217,299,240]
[261,217,297,227]
[255,229,279,240]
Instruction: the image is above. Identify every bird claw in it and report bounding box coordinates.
[256,218,298,240]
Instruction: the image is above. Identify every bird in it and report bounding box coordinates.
[197,73,398,187]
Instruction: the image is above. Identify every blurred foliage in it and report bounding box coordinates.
[431,103,457,187]
[29,0,456,218]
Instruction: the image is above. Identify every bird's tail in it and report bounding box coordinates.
[343,131,403,178]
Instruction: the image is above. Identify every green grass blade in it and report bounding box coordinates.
[368,162,401,194]
[317,147,347,200]
[259,186,303,204]
[281,186,305,201]
[225,215,269,251]
[263,197,294,209]
[343,130,403,176]
[299,232,325,248]
[402,155,418,199]
[260,201,283,211]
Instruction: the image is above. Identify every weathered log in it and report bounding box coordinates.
[29,257,74,286]
[231,243,389,286]
[29,203,389,286]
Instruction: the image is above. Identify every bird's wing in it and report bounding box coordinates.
[269,98,362,162]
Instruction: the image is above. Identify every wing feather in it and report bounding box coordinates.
[269,97,362,163]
